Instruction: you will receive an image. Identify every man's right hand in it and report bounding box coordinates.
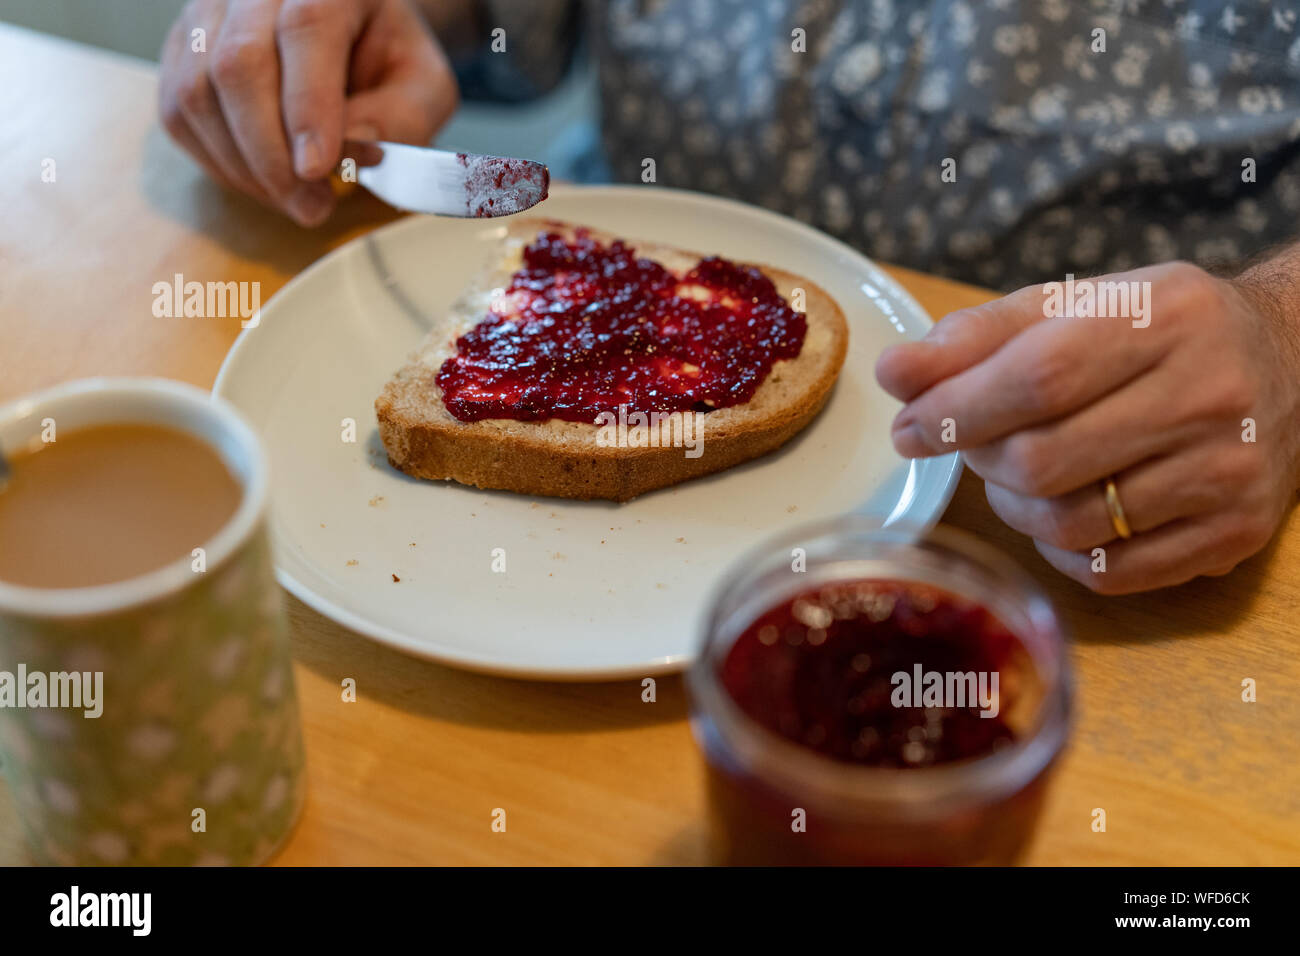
[159,0,459,225]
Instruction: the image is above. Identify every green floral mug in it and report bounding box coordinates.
[0,378,305,865]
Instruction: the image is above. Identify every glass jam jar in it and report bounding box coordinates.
[687,518,1072,866]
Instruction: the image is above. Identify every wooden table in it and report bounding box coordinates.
[2,23,1297,866]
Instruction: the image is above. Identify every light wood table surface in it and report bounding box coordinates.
[2,24,1297,866]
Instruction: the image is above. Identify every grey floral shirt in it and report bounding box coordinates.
[474,0,1300,291]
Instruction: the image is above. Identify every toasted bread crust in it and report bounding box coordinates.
[375,219,849,502]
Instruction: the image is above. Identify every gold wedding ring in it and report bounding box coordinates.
[1103,476,1132,540]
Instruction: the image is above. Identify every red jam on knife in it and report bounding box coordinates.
[720,580,1030,768]
[436,230,807,423]
[456,153,550,218]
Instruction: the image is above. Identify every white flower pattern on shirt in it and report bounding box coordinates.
[480,0,1300,290]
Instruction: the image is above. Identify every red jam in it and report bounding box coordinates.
[721,581,1028,767]
[455,153,549,218]
[701,578,1054,865]
[436,230,807,422]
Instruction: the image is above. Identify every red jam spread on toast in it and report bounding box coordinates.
[720,581,1027,767]
[436,230,807,422]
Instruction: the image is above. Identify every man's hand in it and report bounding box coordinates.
[876,260,1300,594]
[159,0,459,225]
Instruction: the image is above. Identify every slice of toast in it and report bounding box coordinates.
[375,218,849,502]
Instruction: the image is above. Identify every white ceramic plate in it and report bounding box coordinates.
[214,185,961,680]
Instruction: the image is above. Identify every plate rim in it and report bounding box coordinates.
[213,183,963,680]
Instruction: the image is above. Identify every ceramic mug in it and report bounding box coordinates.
[0,378,305,865]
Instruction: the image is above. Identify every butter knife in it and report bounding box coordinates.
[345,141,549,218]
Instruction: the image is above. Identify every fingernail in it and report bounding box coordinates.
[287,185,331,227]
[294,131,324,179]
[344,123,379,143]
[891,409,915,432]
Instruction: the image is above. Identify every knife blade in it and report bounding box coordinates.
[345,141,549,218]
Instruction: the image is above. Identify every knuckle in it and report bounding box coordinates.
[1155,265,1224,334]
[1203,456,1238,495]
[927,305,983,344]
[1212,447,1264,491]
[278,0,337,35]
[1218,513,1272,558]
[1182,473,1224,514]
[1172,363,1256,428]
[174,72,211,115]
[1238,448,1268,485]
[1018,348,1076,415]
[938,306,979,329]
[1164,261,1221,308]
[1210,369,1257,418]
[212,37,268,86]
[1041,498,1091,550]
[1000,434,1055,497]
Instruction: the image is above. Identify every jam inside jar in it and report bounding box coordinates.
[687,520,1071,866]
